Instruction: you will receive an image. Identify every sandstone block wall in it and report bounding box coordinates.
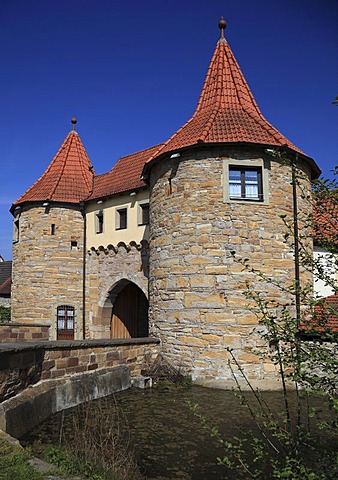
[149,146,313,385]
[0,323,50,343]
[86,242,149,338]
[0,366,132,439]
[0,338,160,402]
[0,347,44,401]
[11,205,85,339]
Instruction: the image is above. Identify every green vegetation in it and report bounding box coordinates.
[44,445,107,480]
[29,396,144,480]
[0,305,10,322]
[0,439,45,480]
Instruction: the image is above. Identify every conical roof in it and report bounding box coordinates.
[145,19,311,166]
[13,122,95,207]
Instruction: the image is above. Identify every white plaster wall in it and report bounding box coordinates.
[86,190,149,248]
[313,246,337,298]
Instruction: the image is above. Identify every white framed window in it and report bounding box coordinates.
[223,158,269,204]
[116,207,127,230]
[229,167,262,200]
[138,203,149,226]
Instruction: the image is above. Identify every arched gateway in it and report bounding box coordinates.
[110,280,148,339]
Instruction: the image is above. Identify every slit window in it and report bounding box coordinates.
[51,224,56,235]
[13,219,20,243]
[229,167,263,201]
[116,208,127,230]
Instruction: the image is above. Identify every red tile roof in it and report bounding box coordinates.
[0,261,11,296]
[13,130,95,206]
[145,33,313,168]
[313,197,338,247]
[301,295,338,333]
[0,276,11,296]
[89,144,163,200]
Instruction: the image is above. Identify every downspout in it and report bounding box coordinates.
[291,154,301,327]
[291,153,302,434]
[81,201,87,339]
[81,165,95,340]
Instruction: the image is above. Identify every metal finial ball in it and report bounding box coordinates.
[218,17,227,30]
[71,117,77,125]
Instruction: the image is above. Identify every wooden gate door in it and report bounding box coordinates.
[111,283,138,338]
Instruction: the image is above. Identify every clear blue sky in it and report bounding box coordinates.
[1,0,337,260]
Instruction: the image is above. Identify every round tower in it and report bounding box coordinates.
[10,119,95,340]
[143,21,320,385]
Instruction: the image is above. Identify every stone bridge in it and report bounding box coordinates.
[0,338,160,438]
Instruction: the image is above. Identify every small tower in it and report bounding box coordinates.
[10,119,95,339]
[142,20,320,385]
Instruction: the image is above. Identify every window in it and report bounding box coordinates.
[51,224,56,235]
[229,167,263,201]
[95,210,104,234]
[116,208,127,230]
[13,219,20,243]
[138,203,149,226]
[57,305,75,340]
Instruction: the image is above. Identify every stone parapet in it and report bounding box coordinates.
[0,338,160,402]
[0,366,132,439]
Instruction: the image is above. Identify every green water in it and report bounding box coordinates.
[22,385,337,479]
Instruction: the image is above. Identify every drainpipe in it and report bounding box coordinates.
[80,201,87,339]
[81,165,95,340]
[291,153,302,433]
[291,154,301,328]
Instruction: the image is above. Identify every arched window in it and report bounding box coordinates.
[57,305,75,340]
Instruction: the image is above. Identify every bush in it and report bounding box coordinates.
[0,305,10,322]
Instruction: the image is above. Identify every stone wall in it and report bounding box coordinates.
[11,205,85,339]
[0,366,132,439]
[86,242,149,338]
[0,323,50,343]
[149,145,313,387]
[0,338,160,402]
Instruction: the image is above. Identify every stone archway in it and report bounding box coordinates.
[110,280,149,339]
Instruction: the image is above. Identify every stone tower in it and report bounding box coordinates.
[142,20,320,385]
[10,119,94,340]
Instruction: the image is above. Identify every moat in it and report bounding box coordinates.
[21,384,337,480]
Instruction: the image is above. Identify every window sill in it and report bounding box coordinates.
[229,197,264,202]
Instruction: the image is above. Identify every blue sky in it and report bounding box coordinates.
[1,0,337,260]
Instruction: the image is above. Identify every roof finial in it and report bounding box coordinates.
[71,117,77,131]
[218,16,227,39]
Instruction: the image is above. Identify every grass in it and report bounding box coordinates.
[0,439,45,480]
